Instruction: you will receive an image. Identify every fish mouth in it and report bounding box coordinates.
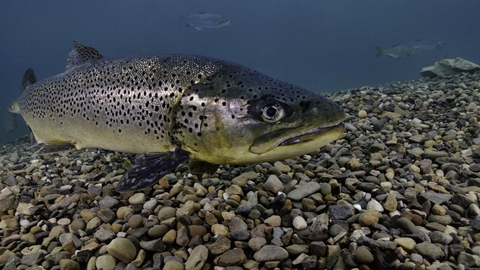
[250,122,345,155]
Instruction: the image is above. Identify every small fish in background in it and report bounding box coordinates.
[376,40,446,59]
[375,44,418,59]
[2,112,17,132]
[181,12,231,30]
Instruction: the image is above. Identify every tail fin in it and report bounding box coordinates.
[375,46,383,57]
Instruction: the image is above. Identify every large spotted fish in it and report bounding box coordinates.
[9,41,345,191]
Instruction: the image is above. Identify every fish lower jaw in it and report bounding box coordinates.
[279,123,345,147]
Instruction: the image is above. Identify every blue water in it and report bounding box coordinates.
[1,0,479,144]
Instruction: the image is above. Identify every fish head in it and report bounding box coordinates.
[173,65,345,165]
[8,100,20,114]
[218,18,231,27]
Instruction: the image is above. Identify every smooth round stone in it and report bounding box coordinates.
[293,216,308,230]
[148,225,169,238]
[57,218,71,226]
[430,231,453,245]
[287,182,321,201]
[264,215,281,227]
[286,244,309,255]
[415,242,445,260]
[358,110,367,118]
[107,238,137,264]
[432,204,447,216]
[128,193,146,204]
[127,214,144,229]
[354,246,374,264]
[158,206,177,219]
[95,255,116,270]
[394,237,416,252]
[254,245,289,262]
[59,259,80,270]
[143,199,157,211]
[163,260,185,270]
[116,206,134,219]
[162,229,177,245]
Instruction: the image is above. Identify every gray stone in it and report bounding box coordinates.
[328,205,353,220]
[176,226,189,247]
[20,251,45,266]
[0,188,18,213]
[263,175,284,194]
[354,246,374,264]
[94,227,116,242]
[98,195,119,209]
[97,208,116,224]
[419,191,453,205]
[421,58,480,78]
[254,245,289,262]
[287,182,321,200]
[457,252,480,267]
[58,233,82,248]
[139,238,165,252]
[396,217,419,234]
[429,231,453,245]
[216,248,246,266]
[415,242,445,261]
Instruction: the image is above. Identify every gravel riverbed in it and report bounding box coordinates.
[1,71,480,270]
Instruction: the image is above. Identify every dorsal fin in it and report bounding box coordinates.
[21,67,37,91]
[66,41,103,70]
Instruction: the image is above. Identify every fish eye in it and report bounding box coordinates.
[261,101,285,123]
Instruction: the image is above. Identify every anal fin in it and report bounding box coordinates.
[116,149,189,192]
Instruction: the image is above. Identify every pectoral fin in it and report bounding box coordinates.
[116,149,189,192]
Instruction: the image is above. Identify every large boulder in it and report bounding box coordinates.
[421,57,480,78]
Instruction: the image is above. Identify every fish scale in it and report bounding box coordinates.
[11,41,346,191]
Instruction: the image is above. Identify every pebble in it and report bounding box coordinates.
[293,216,308,230]
[353,246,374,264]
[107,238,137,264]
[254,245,289,262]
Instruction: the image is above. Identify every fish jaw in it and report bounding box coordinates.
[250,121,344,155]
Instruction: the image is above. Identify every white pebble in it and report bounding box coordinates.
[293,216,308,230]
[367,199,384,212]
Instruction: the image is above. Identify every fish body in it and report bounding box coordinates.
[181,12,230,30]
[406,40,446,52]
[13,41,345,191]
